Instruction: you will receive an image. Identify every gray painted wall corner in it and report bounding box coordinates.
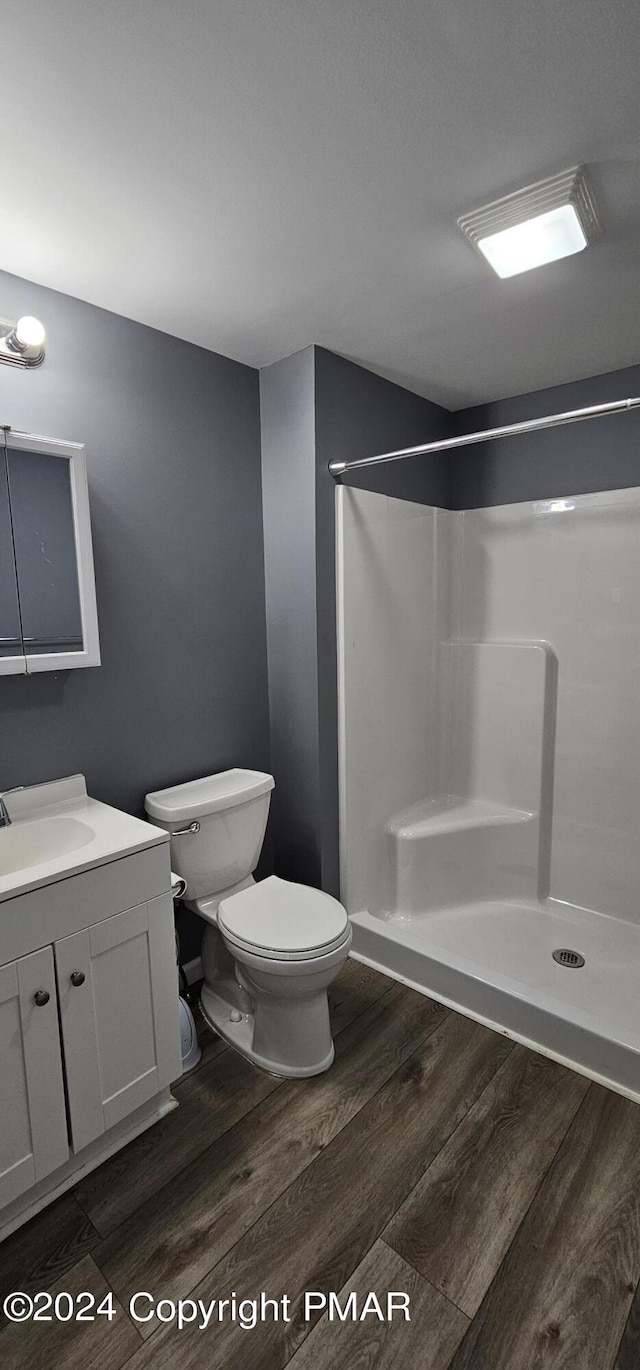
[260,346,322,886]
[260,343,454,895]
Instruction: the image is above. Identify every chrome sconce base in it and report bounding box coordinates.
[0,316,46,368]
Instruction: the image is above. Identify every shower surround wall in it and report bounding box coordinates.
[337,483,640,1099]
[336,493,452,917]
[455,492,640,919]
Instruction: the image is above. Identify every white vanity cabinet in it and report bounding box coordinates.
[0,779,183,1242]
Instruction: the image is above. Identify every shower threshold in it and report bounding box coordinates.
[350,899,640,1102]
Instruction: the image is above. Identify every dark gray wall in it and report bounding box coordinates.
[260,347,321,886]
[0,269,270,826]
[451,363,640,509]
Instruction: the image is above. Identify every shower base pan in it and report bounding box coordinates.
[351,899,640,1102]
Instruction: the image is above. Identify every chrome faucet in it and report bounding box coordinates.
[0,786,24,826]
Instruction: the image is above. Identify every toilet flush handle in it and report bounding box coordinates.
[172,821,200,837]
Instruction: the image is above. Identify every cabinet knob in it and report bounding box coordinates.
[70,971,86,987]
[34,990,50,1007]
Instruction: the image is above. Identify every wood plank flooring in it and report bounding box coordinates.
[2,958,640,1370]
[383,1044,589,1316]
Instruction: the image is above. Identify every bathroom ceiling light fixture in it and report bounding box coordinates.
[0,315,46,368]
[458,166,601,278]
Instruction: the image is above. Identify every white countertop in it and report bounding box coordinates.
[0,775,169,904]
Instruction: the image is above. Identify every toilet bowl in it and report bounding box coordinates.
[145,770,351,1077]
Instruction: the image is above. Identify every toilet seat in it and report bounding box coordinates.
[218,875,350,962]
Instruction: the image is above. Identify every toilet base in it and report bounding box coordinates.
[199,978,335,1078]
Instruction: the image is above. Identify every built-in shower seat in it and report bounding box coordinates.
[387,794,538,915]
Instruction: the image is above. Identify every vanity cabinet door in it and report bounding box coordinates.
[0,949,69,1208]
[55,894,181,1153]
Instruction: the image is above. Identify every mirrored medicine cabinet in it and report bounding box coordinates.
[1,429,100,674]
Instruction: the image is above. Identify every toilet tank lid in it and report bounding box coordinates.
[145,769,274,822]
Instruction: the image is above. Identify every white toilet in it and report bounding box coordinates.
[144,769,352,1077]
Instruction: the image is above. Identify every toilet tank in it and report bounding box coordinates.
[145,769,274,900]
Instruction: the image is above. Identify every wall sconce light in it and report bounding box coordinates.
[0,315,46,368]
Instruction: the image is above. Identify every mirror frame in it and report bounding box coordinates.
[1,430,100,674]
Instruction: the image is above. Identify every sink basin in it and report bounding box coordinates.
[0,774,169,903]
[0,815,95,876]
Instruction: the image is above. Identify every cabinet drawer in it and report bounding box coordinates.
[2,844,171,964]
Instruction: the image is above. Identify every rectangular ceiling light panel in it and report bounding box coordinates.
[458,166,600,279]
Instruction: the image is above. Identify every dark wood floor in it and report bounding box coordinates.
[3,959,640,1369]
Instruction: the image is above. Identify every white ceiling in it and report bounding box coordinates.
[2,0,639,409]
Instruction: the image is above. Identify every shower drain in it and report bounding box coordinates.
[552,948,585,968]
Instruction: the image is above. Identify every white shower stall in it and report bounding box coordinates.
[336,483,640,1099]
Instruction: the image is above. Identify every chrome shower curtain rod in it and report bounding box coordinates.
[328,395,640,478]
